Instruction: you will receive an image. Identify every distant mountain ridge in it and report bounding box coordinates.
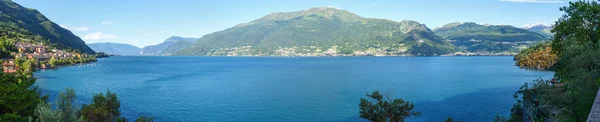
[522,22,553,39]
[0,0,94,53]
[174,7,457,56]
[140,36,198,55]
[87,42,141,55]
[433,22,547,53]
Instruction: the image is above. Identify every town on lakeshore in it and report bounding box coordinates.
[2,41,100,74]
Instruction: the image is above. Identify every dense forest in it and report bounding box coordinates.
[501,1,600,121]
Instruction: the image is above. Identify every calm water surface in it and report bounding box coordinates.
[34,56,554,121]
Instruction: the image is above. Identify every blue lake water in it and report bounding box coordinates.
[33,56,554,121]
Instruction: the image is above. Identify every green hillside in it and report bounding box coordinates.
[174,7,456,56]
[0,0,94,53]
[434,22,547,53]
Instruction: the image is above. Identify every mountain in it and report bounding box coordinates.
[174,7,457,56]
[434,22,547,53]
[0,0,94,53]
[522,22,553,39]
[140,36,198,55]
[87,42,141,55]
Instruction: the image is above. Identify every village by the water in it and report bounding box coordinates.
[2,41,102,74]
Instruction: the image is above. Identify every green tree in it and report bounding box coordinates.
[34,102,59,122]
[34,87,82,122]
[81,90,121,122]
[49,58,59,68]
[549,0,600,121]
[56,88,80,121]
[444,117,454,122]
[135,116,154,122]
[551,0,600,55]
[0,71,47,121]
[359,90,421,122]
[0,37,16,58]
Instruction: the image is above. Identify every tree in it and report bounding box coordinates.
[135,116,154,122]
[56,88,80,121]
[359,90,421,122]
[444,117,454,122]
[34,87,83,122]
[81,90,121,122]
[549,1,600,121]
[551,0,600,55]
[0,37,15,58]
[0,71,46,121]
[48,57,58,68]
[34,101,59,122]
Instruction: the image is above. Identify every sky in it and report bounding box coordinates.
[13,0,571,48]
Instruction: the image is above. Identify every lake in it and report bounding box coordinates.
[33,56,554,121]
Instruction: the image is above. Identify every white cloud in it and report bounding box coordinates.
[499,0,565,3]
[371,3,381,6]
[59,25,90,31]
[101,21,114,25]
[83,32,118,40]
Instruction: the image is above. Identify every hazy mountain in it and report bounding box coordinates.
[434,22,547,53]
[140,36,198,55]
[523,22,553,39]
[88,42,141,55]
[0,0,94,53]
[173,7,457,56]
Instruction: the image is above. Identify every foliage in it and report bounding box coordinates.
[48,57,58,67]
[0,37,15,58]
[358,90,420,122]
[34,87,83,122]
[0,0,95,54]
[81,90,121,122]
[0,71,47,121]
[505,1,600,121]
[514,41,557,69]
[551,0,600,121]
[434,22,547,53]
[56,88,80,121]
[135,116,154,122]
[174,7,457,56]
[444,117,454,122]
[505,79,569,122]
[34,102,59,122]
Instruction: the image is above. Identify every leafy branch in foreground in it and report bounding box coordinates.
[359,90,420,122]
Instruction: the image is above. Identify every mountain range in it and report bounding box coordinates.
[0,0,94,53]
[89,8,555,56]
[140,36,198,55]
[433,22,548,53]
[522,22,553,39]
[2,1,554,56]
[173,7,456,56]
[87,42,141,55]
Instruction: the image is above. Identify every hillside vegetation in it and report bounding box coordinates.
[434,22,547,53]
[174,7,457,56]
[0,0,94,53]
[513,42,557,69]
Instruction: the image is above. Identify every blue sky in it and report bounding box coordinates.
[14,0,570,47]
